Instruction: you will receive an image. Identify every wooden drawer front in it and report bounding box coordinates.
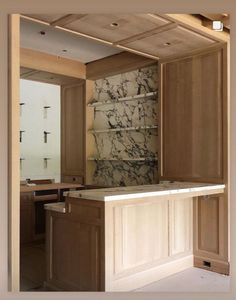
[62,175,83,184]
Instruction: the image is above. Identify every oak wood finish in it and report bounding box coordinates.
[20,48,86,79]
[50,14,87,27]
[8,14,20,292]
[20,183,83,193]
[46,195,194,291]
[86,51,156,80]
[61,81,86,183]
[20,193,33,244]
[193,194,229,274]
[161,47,224,182]
[22,14,228,61]
[46,198,105,291]
[160,45,229,275]
[20,67,81,85]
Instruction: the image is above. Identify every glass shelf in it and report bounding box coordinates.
[88,125,158,134]
[87,91,157,107]
[87,157,158,161]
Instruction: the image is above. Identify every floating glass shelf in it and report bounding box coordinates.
[87,91,157,107]
[88,125,158,134]
[87,157,158,161]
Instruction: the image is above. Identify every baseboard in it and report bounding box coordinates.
[107,255,194,291]
[194,256,230,275]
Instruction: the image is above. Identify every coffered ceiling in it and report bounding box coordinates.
[21,13,229,62]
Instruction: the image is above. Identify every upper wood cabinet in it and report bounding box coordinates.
[160,46,227,183]
[61,81,85,183]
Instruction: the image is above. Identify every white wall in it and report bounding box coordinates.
[20,79,60,182]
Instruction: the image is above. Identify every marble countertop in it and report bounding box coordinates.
[63,181,225,202]
[44,202,66,213]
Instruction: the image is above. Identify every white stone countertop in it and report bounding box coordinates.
[63,181,225,202]
[44,202,66,213]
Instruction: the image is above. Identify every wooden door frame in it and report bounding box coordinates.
[8,15,87,291]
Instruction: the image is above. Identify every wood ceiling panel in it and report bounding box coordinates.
[20,67,80,85]
[25,14,67,23]
[64,14,170,43]
[125,25,218,59]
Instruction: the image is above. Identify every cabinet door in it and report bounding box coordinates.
[61,81,85,182]
[161,47,225,182]
[193,194,229,274]
[20,193,33,244]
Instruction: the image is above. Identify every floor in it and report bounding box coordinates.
[135,267,230,292]
[20,241,46,291]
[20,242,230,292]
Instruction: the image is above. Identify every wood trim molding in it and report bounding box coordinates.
[20,48,86,79]
[8,14,20,292]
[86,51,156,80]
[157,14,229,42]
[113,22,177,46]
[50,14,87,26]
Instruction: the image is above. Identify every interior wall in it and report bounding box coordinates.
[89,64,158,186]
[20,79,60,182]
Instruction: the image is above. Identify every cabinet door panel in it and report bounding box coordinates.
[61,82,85,179]
[169,197,193,256]
[46,212,102,291]
[193,194,228,260]
[161,48,224,181]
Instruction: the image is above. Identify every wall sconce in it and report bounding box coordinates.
[43,106,51,119]
[20,157,25,170]
[43,157,51,169]
[20,130,25,143]
[44,131,51,143]
[20,102,25,116]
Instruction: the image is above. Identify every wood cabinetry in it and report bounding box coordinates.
[61,81,86,183]
[160,46,226,182]
[193,194,229,274]
[160,45,229,274]
[20,193,33,244]
[46,195,193,291]
[46,198,105,291]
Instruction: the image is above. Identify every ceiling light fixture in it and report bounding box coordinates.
[164,42,171,46]
[62,49,67,52]
[110,22,119,27]
[212,21,223,31]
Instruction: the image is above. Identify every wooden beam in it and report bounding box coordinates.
[20,48,86,79]
[155,14,229,42]
[50,14,87,27]
[113,22,177,46]
[201,14,230,29]
[86,51,156,80]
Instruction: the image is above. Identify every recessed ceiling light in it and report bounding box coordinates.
[110,22,119,27]
[164,42,171,46]
[62,49,68,52]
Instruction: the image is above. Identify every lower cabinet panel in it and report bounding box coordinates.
[193,194,229,274]
[46,208,105,291]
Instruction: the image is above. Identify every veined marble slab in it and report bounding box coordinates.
[64,182,225,202]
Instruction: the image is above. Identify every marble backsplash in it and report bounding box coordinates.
[91,64,158,187]
[94,65,158,102]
